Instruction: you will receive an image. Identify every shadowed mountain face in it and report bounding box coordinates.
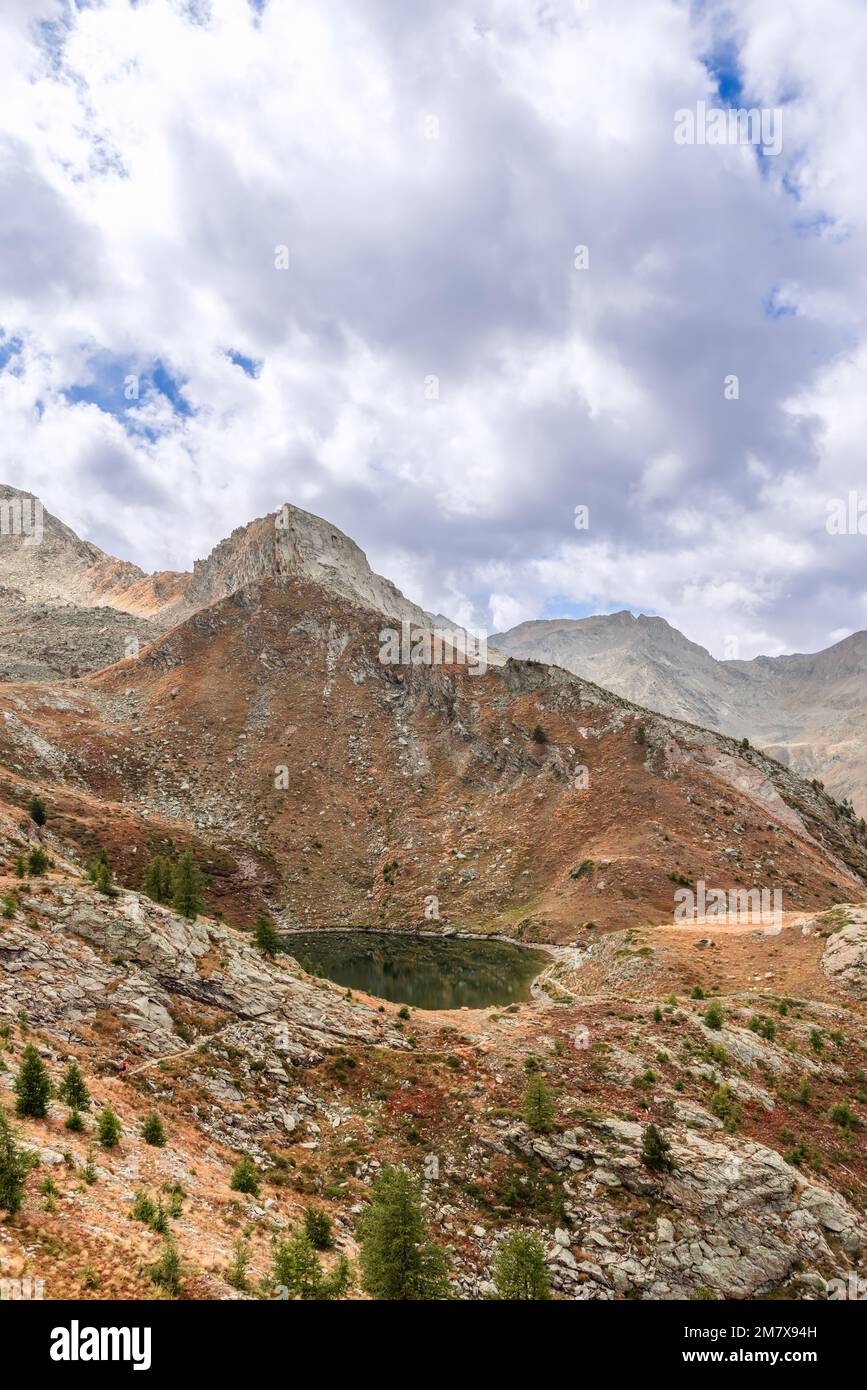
[492,613,867,815]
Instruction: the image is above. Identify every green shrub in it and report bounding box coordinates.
[58,1061,90,1111]
[14,1044,53,1119]
[703,1002,724,1031]
[303,1206,335,1251]
[227,1236,251,1291]
[141,1113,167,1147]
[254,913,281,959]
[26,847,50,876]
[749,1014,776,1041]
[0,1108,30,1215]
[490,1230,550,1300]
[141,856,173,904]
[171,851,205,920]
[271,1231,350,1300]
[145,1233,182,1296]
[96,1105,122,1148]
[230,1154,260,1196]
[132,1190,157,1224]
[358,1165,450,1300]
[709,1084,741,1133]
[828,1102,856,1131]
[640,1123,674,1173]
[522,1073,555,1133]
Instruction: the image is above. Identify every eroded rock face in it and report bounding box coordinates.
[504,1116,866,1300]
[0,884,407,1061]
[821,910,867,998]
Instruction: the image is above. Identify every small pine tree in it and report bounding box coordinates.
[141,856,173,904]
[272,1230,349,1300]
[2,890,16,919]
[491,1231,551,1300]
[522,1072,555,1133]
[254,912,281,959]
[27,795,47,827]
[58,1061,90,1111]
[141,1113,167,1147]
[14,855,25,878]
[65,1108,85,1133]
[230,1154,260,1196]
[227,1236,251,1291]
[132,1190,157,1224]
[145,1233,182,1296]
[86,848,109,883]
[96,1105,122,1148]
[703,1001,724,1030]
[26,847,50,876]
[641,1123,674,1173]
[14,1044,53,1119]
[303,1205,335,1250]
[94,860,117,896]
[0,1108,30,1215]
[358,1165,451,1301]
[171,851,205,920]
[531,724,547,744]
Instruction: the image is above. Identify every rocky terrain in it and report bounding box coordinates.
[493,613,867,816]
[0,809,864,1301]
[0,493,865,1301]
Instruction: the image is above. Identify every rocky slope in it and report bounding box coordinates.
[0,811,864,1301]
[0,573,865,938]
[493,613,867,814]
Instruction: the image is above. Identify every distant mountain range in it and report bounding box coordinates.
[492,612,867,814]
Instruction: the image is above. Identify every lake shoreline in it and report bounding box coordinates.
[277,925,558,1011]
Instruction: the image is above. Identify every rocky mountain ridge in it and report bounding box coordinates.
[493,613,867,815]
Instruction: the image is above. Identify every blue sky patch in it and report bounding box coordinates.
[702,43,744,106]
[764,287,798,319]
[62,351,194,425]
[0,334,24,374]
[151,360,194,416]
[225,348,262,378]
[539,597,652,623]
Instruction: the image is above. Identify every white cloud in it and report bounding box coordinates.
[0,0,866,658]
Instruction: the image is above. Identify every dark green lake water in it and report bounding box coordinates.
[284,931,547,1010]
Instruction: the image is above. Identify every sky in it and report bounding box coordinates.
[1,0,866,659]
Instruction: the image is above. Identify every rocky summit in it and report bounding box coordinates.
[0,496,865,1305]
